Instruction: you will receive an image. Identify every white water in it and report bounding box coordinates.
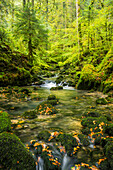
[41,80,75,90]
[62,154,71,170]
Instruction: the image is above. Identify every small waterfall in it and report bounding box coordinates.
[41,80,56,89]
[62,154,71,170]
[36,157,44,170]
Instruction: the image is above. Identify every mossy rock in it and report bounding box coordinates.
[56,133,78,156]
[96,98,108,105]
[100,159,111,170]
[55,75,63,84]
[0,132,36,170]
[19,88,32,95]
[81,116,108,130]
[50,86,63,90]
[36,102,58,115]
[22,110,37,119]
[47,100,58,105]
[41,151,60,170]
[78,134,90,146]
[105,142,113,168]
[81,127,91,135]
[82,111,101,118]
[37,130,51,142]
[0,111,11,133]
[47,95,59,105]
[47,95,57,100]
[104,123,113,136]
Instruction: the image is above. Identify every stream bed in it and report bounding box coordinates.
[0,79,113,169]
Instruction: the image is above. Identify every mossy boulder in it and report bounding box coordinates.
[22,110,37,119]
[77,64,100,90]
[37,130,51,142]
[78,134,90,146]
[104,142,113,168]
[81,116,108,132]
[0,132,36,170]
[56,133,78,156]
[47,95,59,105]
[96,98,108,105]
[36,102,58,115]
[82,111,101,118]
[0,111,11,133]
[55,75,63,84]
[47,95,57,100]
[104,123,113,136]
[100,159,111,170]
[50,86,63,90]
[19,88,32,95]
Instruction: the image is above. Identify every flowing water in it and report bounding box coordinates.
[1,78,113,170]
[3,78,112,143]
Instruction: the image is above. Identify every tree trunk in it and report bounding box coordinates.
[23,0,26,8]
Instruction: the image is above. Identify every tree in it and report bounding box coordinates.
[14,3,48,64]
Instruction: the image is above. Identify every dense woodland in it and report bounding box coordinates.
[0,0,113,92]
[0,0,113,170]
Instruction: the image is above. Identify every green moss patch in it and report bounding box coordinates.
[0,132,36,170]
[0,110,11,133]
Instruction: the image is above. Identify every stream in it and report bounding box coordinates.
[0,78,113,170]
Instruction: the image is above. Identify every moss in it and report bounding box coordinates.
[50,86,63,90]
[105,142,113,168]
[22,110,37,119]
[47,95,57,100]
[0,111,11,133]
[55,75,63,84]
[78,134,90,146]
[82,111,101,118]
[19,88,32,95]
[104,123,113,136]
[81,116,108,131]
[56,133,78,156]
[37,130,51,142]
[100,159,111,170]
[36,102,58,115]
[0,132,36,170]
[96,98,108,105]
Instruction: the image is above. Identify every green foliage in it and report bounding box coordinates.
[0,111,11,133]
[14,4,48,63]
[0,132,36,170]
